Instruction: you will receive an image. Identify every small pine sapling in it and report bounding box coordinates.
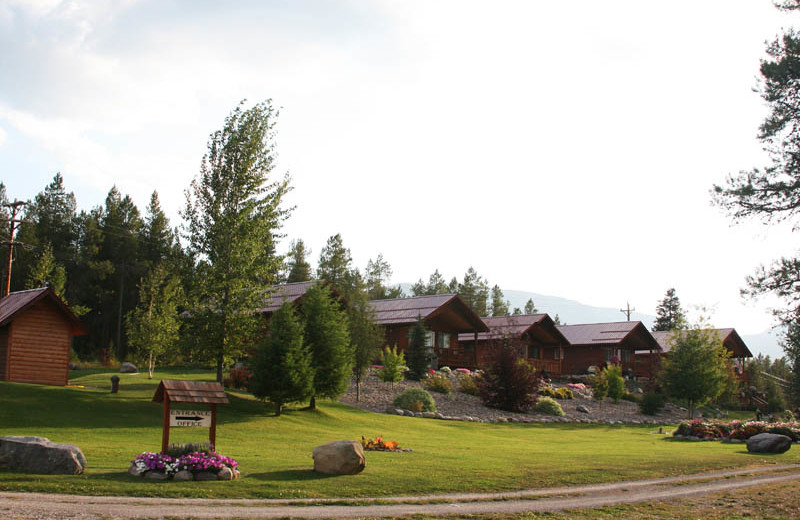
[605,364,625,403]
[378,346,405,388]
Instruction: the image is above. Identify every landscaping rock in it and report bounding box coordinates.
[0,436,86,475]
[746,433,792,454]
[394,409,404,416]
[195,471,218,481]
[233,468,241,479]
[313,440,365,475]
[128,462,146,477]
[217,466,234,481]
[403,410,414,417]
[422,412,436,419]
[173,470,194,481]
[119,362,138,373]
[145,470,168,480]
[577,405,591,414]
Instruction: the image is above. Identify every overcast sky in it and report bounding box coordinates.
[1,0,797,338]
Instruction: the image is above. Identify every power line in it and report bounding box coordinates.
[619,301,636,321]
[2,200,28,297]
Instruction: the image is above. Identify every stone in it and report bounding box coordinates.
[746,433,792,454]
[216,466,234,480]
[128,462,146,477]
[233,468,241,479]
[413,412,423,418]
[435,413,445,420]
[395,409,405,416]
[145,470,169,480]
[576,405,591,413]
[422,412,436,419]
[195,471,218,481]
[403,410,414,417]
[312,440,365,475]
[119,362,138,373]
[0,436,86,475]
[173,470,194,481]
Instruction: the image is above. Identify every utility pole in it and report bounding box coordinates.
[619,301,635,321]
[2,200,28,297]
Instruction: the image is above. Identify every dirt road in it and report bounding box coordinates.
[1,465,799,519]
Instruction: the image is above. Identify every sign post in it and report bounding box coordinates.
[152,380,228,453]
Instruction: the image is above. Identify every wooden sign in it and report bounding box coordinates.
[170,409,212,427]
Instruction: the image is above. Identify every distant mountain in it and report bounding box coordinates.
[396,284,785,358]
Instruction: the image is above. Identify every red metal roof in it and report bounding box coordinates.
[457,314,550,342]
[557,321,660,352]
[0,287,87,335]
[152,380,229,404]
[368,294,489,332]
[257,281,317,314]
[649,328,752,357]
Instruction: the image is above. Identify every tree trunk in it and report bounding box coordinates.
[309,395,316,410]
[148,351,153,380]
[356,376,361,402]
[216,349,224,383]
[275,402,282,417]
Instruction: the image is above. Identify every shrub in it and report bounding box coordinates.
[591,371,608,402]
[424,373,453,394]
[223,367,251,390]
[534,396,565,416]
[621,391,640,403]
[639,392,665,415]
[555,387,574,400]
[377,346,405,387]
[478,345,541,412]
[538,386,556,398]
[605,364,625,403]
[393,388,436,412]
[458,374,481,396]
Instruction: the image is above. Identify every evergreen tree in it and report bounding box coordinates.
[458,267,489,316]
[378,346,405,388]
[125,264,184,379]
[301,283,351,409]
[652,288,687,331]
[553,314,563,325]
[490,284,509,317]
[365,253,393,300]
[347,289,383,401]
[25,243,66,298]
[249,302,312,416]
[410,278,427,296]
[659,328,733,418]
[406,315,431,380]
[512,307,522,315]
[524,298,538,315]
[183,100,291,382]
[140,191,175,269]
[286,239,312,282]
[783,317,800,406]
[317,233,355,295]
[427,269,450,294]
[448,276,459,293]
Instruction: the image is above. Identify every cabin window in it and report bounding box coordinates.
[528,346,540,359]
[621,350,630,362]
[604,348,613,362]
[407,328,434,348]
[554,347,562,360]
[438,332,451,349]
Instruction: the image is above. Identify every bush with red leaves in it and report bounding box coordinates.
[478,344,541,412]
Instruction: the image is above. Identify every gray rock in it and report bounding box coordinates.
[746,433,792,454]
[233,468,241,480]
[577,405,591,414]
[312,440,365,475]
[422,412,436,419]
[413,412,423,418]
[395,409,405,416]
[403,410,414,417]
[195,471,218,481]
[173,469,194,481]
[119,362,138,373]
[145,470,169,480]
[128,462,146,477]
[435,413,445,420]
[0,436,86,475]
[216,466,234,480]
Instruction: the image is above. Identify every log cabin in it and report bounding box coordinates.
[456,314,568,373]
[369,294,488,369]
[257,280,344,317]
[557,321,661,376]
[0,287,88,386]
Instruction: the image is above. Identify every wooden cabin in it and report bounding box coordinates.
[369,294,488,369]
[257,280,345,318]
[635,328,754,381]
[0,287,88,386]
[557,321,661,375]
[457,314,568,373]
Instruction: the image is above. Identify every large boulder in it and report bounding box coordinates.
[312,440,365,475]
[119,362,138,373]
[0,436,86,474]
[746,433,792,454]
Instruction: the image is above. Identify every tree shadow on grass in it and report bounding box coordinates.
[248,469,338,482]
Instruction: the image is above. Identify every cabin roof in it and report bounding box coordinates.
[369,294,489,332]
[152,379,229,404]
[0,287,88,335]
[647,328,753,357]
[457,314,568,345]
[557,321,661,351]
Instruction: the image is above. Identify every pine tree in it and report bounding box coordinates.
[512,307,522,315]
[410,278,427,296]
[317,233,355,295]
[490,285,508,317]
[458,267,489,316]
[378,346,405,388]
[26,243,66,298]
[365,253,393,300]
[140,191,175,269]
[286,239,312,282]
[347,288,383,401]
[301,283,351,409]
[652,288,687,331]
[125,264,184,379]
[183,100,291,382]
[406,315,431,380]
[249,302,312,416]
[524,298,538,315]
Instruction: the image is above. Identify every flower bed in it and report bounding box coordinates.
[360,435,411,452]
[673,419,800,442]
[129,451,240,481]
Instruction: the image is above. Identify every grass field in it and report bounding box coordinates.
[1,368,798,499]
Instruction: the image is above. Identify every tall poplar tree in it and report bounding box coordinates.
[183,100,291,382]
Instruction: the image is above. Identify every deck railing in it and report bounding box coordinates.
[528,358,561,374]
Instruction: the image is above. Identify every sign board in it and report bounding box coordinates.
[170,409,212,427]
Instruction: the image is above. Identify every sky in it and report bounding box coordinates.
[1,0,798,343]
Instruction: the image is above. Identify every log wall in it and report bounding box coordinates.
[0,325,8,380]
[7,300,71,386]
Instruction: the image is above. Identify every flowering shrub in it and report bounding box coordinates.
[455,368,471,375]
[674,419,800,441]
[361,435,402,451]
[555,387,574,400]
[567,383,586,390]
[131,451,238,477]
[424,373,453,394]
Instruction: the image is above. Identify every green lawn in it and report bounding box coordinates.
[0,368,798,499]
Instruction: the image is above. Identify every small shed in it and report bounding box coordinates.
[153,380,229,452]
[0,287,88,386]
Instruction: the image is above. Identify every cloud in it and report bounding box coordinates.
[0,126,7,146]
